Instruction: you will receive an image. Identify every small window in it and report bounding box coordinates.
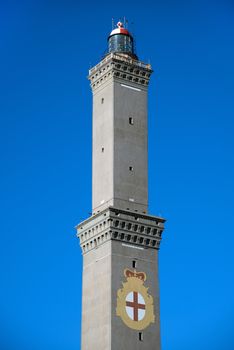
[139,332,143,341]
[101,147,104,153]
[132,260,137,269]
[101,98,104,104]
[129,166,133,172]
[129,117,134,125]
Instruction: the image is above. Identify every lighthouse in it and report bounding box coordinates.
[77,21,165,350]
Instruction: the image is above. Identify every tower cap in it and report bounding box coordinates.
[109,21,131,37]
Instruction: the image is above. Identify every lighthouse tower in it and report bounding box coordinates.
[77,22,165,350]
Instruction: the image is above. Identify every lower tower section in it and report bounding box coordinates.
[77,207,165,350]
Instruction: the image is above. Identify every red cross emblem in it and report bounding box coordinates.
[125,291,146,321]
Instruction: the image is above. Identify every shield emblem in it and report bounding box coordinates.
[116,269,155,330]
[126,291,146,321]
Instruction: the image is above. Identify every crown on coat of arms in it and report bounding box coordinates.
[124,269,146,282]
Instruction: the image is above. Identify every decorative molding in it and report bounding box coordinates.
[76,207,165,254]
[88,53,153,91]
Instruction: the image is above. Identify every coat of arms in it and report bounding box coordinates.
[116,269,155,330]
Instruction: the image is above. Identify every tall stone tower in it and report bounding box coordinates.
[77,21,165,350]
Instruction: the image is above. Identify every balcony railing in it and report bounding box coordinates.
[89,53,151,75]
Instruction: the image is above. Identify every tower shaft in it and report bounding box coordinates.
[78,208,164,350]
[77,22,165,350]
[91,53,151,214]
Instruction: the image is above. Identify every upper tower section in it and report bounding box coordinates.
[89,22,153,215]
[108,21,137,59]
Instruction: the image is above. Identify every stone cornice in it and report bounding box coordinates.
[77,207,165,254]
[88,53,153,92]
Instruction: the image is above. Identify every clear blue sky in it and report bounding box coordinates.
[0,1,234,349]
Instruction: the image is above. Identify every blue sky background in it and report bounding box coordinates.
[0,0,234,349]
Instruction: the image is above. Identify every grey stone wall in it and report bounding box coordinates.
[81,241,111,350]
[77,208,165,350]
[111,241,161,350]
[89,53,152,214]
[78,51,164,350]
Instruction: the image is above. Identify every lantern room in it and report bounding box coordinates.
[108,22,137,58]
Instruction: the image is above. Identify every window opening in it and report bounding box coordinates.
[139,332,143,341]
[132,260,137,269]
[129,117,134,125]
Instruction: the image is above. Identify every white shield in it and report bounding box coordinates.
[125,291,146,321]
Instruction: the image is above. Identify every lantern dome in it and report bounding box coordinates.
[108,22,137,58]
